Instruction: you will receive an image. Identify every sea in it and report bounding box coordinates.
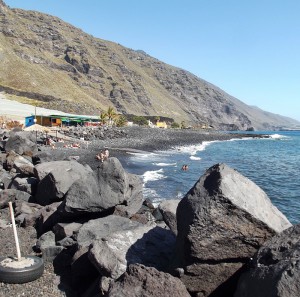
[121,130,300,225]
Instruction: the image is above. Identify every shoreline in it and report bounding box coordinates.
[45,127,268,171]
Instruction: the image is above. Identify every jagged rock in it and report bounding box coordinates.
[74,215,141,248]
[109,172,143,216]
[4,131,37,156]
[34,160,95,205]
[36,230,64,261]
[107,264,191,297]
[158,199,179,235]
[4,151,35,175]
[10,176,37,195]
[173,163,292,297]
[86,158,143,215]
[71,245,99,294]
[0,189,32,208]
[32,151,53,165]
[53,222,82,241]
[23,201,62,233]
[88,224,176,279]
[0,170,12,189]
[34,158,143,216]
[15,201,34,215]
[70,215,143,291]
[56,236,76,248]
[234,224,300,297]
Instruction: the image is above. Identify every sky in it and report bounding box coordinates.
[4,0,300,121]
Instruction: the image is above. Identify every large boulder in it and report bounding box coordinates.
[158,199,180,235]
[173,163,292,297]
[0,169,12,189]
[0,189,32,208]
[4,151,35,175]
[91,158,143,216]
[107,264,191,297]
[34,158,143,217]
[74,215,142,248]
[32,151,53,165]
[234,224,300,297]
[88,224,176,279]
[34,160,96,206]
[71,215,142,293]
[10,176,38,195]
[5,131,37,156]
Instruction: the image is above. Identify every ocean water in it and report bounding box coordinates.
[121,131,300,225]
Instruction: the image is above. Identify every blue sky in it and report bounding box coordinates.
[5,0,300,121]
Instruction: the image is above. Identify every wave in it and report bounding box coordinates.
[127,151,157,157]
[142,168,166,183]
[153,162,177,166]
[190,156,201,160]
[269,134,287,140]
[170,140,219,156]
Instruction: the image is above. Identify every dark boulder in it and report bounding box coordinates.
[88,224,176,279]
[32,151,53,165]
[235,224,300,297]
[158,199,180,235]
[5,131,37,156]
[71,215,142,293]
[4,151,35,175]
[0,189,32,208]
[34,160,96,206]
[34,158,143,217]
[91,158,143,216]
[10,176,38,195]
[173,163,292,297]
[107,264,191,297]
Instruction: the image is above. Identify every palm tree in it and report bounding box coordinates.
[106,106,117,126]
[99,111,107,126]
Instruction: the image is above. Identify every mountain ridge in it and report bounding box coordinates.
[0,1,299,130]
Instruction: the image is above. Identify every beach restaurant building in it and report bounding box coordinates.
[25,114,99,128]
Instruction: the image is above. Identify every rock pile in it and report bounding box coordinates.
[0,128,298,297]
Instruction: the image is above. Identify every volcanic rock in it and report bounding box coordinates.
[158,199,180,235]
[107,264,191,297]
[234,224,300,297]
[173,163,292,296]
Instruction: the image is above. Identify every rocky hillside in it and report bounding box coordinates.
[0,0,298,130]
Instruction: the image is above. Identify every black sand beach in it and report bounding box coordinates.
[47,126,264,170]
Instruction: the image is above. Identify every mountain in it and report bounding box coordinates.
[0,1,299,130]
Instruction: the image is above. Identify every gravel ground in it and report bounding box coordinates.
[0,126,265,297]
[0,209,71,297]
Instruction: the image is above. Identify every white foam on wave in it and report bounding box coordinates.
[190,156,201,160]
[126,152,158,159]
[142,168,166,184]
[269,134,287,139]
[143,188,160,200]
[153,162,177,166]
[170,140,219,156]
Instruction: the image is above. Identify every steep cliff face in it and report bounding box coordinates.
[0,2,298,129]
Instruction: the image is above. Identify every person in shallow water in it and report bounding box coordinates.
[181,164,189,171]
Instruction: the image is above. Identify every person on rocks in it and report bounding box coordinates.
[96,148,109,162]
[104,148,109,160]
